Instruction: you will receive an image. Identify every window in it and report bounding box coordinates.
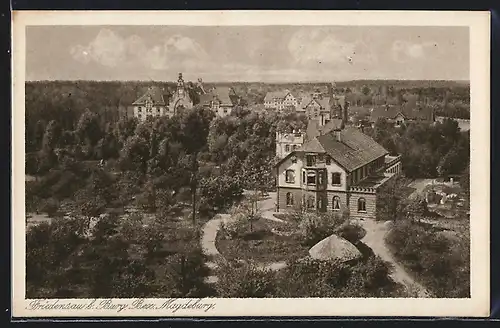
[332,172,341,185]
[285,170,295,183]
[306,171,316,185]
[326,156,331,165]
[358,198,367,212]
[285,145,290,152]
[146,99,153,112]
[332,196,341,211]
[302,171,306,183]
[138,107,143,112]
[307,196,315,209]
[286,192,294,206]
[306,155,316,166]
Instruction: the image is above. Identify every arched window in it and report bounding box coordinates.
[286,192,294,206]
[307,196,315,209]
[358,198,366,212]
[285,170,295,183]
[332,172,342,185]
[332,196,341,211]
[285,144,290,152]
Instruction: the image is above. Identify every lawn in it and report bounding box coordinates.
[216,218,310,263]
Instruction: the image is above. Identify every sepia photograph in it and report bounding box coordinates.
[12,11,490,317]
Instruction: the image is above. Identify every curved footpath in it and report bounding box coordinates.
[200,194,286,283]
[201,191,430,297]
[357,218,430,298]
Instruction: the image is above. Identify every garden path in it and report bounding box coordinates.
[357,218,431,298]
[200,192,286,283]
[407,179,434,200]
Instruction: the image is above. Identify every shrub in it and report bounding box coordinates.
[385,220,470,297]
[336,223,366,244]
[39,198,60,216]
[215,260,278,298]
[297,211,347,247]
[277,256,402,298]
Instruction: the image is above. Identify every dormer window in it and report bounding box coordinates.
[306,155,316,167]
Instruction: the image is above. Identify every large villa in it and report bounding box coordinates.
[274,113,402,220]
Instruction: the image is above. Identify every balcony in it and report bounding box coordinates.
[384,154,400,167]
[349,173,395,194]
[301,168,327,191]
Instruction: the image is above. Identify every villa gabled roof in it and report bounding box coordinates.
[298,95,313,110]
[315,97,331,110]
[316,128,388,171]
[132,86,168,106]
[264,90,289,102]
[199,86,234,106]
[370,103,434,122]
[276,126,388,172]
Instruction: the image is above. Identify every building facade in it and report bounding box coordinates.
[369,102,435,127]
[131,73,196,122]
[199,86,235,117]
[132,86,171,122]
[264,90,298,111]
[275,120,402,220]
[275,130,305,159]
[168,73,194,113]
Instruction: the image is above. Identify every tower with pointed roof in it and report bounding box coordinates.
[168,72,194,113]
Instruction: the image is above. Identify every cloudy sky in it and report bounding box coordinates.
[26,25,469,82]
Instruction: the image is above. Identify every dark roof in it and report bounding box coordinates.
[401,103,434,121]
[316,97,331,110]
[369,105,401,121]
[316,128,388,171]
[298,95,313,110]
[199,86,234,106]
[281,127,388,172]
[300,96,331,111]
[370,103,434,122]
[264,90,289,102]
[132,86,168,106]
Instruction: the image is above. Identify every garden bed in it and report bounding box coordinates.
[216,219,310,263]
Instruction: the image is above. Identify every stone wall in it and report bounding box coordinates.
[349,192,377,220]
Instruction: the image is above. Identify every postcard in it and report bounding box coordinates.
[12,10,490,317]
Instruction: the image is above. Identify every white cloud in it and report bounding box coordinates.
[391,40,439,62]
[288,28,376,66]
[70,29,209,70]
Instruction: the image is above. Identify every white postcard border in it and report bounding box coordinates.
[12,10,491,317]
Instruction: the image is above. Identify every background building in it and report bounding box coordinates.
[199,86,236,117]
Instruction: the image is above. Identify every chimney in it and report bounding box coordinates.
[341,101,348,129]
[335,129,342,142]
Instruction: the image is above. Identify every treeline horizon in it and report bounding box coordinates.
[25,79,470,87]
